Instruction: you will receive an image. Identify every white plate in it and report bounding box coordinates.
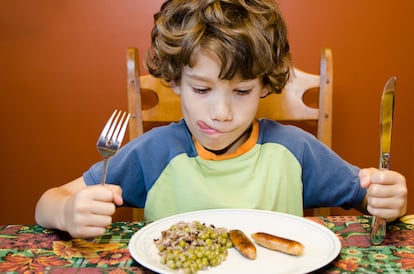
[128,209,341,274]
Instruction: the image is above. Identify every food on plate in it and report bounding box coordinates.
[251,232,304,256]
[153,221,233,273]
[400,214,414,224]
[229,229,257,260]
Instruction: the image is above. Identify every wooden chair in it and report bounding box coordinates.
[126,47,333,220]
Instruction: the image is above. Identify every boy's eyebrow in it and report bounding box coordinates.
[184,72,214,82]
[184,71,254,84]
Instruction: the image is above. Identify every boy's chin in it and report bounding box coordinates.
[204,144,233,155]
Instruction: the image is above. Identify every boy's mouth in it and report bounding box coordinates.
[197,121,223,135]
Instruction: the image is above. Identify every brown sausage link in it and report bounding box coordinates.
[229,229,257,260]
[251,232,304,256]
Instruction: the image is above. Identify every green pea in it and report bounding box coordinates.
[166,259,176,269]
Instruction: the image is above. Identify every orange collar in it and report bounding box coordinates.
[194,120,259,160]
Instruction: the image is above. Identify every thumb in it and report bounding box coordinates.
[359,168,378,188]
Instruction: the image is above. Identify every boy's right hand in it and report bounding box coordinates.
[35,177,123,239]
[61,184,123,238]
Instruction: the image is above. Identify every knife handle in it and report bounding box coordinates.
[380,153,390,170]
[370,216,386,245]
[370,153,390,245]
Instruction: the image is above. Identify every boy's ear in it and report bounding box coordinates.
[260,85,271,98]
[170,81,181,95]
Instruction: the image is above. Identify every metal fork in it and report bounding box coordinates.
[97,110,131,185]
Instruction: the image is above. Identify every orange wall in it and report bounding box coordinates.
[1,0,413,223]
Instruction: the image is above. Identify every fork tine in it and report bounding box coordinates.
[115,112,131,144]
[112,111,127,142]
[105,110,122,142]
[100,110,118,137]
[100,110,118,138]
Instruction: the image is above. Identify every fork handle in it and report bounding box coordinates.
[100,158,109,185]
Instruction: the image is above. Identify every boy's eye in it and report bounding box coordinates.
[235,89,252,95]
[192,87,210,94]
[191,87,252,95]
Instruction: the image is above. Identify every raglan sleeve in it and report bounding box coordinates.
[300,133,366,210]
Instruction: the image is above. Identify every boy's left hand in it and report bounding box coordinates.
[359,168,407,222]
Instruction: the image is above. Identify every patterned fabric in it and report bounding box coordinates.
[1,216,414,273]
[308,216,414,273]
[0,222,148,273]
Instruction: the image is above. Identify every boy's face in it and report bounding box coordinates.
[172,49,268,155]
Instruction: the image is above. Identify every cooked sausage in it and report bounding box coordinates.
[251,232,304,256]
[229,229,256,260]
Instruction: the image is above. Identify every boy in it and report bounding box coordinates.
[35,0,407,238]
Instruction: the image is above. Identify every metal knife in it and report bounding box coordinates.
[370,76,396,245]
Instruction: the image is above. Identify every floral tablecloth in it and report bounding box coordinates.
[1,215,414,273]
[309,216,414,273]
[0,222,149,273]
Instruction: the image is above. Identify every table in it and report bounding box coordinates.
[1,215,414,273]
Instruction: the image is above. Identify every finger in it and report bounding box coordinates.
[370,170,405,185]
[83,184,123,205]
[92,186,117,202]
[366,182,394,198]
[70,194,116,223]
[71,201,114,223]
[68,211,112,238]
[86,199,117,216]
[69,225,107,238]
[367,186,407,210]
[366,206,401,222]
[76,185,113,203]
[366,196,405,221]
[74,212,113,229]
[367,194,405,209]
[84,214,113,227]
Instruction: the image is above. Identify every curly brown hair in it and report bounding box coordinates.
[145,0,291,93]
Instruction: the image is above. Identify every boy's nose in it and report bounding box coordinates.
[210,94,233,121]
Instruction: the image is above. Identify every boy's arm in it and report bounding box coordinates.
[35,177,123,238]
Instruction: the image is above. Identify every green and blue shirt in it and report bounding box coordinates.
[84,119,365,221]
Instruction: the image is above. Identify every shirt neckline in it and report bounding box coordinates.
[194,120,259,160]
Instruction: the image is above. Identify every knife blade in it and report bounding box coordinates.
[370,76,396,245]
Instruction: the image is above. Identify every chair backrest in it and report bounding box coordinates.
[126,47,333,219]
[257,48,333,147]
